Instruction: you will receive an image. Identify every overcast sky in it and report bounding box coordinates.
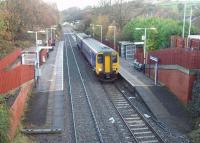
[43,0,98,11]
[44,0,200,11]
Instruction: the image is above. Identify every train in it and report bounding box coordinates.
[76,33,120,81]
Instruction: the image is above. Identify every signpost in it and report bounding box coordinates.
[150,56,159,85]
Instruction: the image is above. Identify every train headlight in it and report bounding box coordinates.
[98,68,102,72]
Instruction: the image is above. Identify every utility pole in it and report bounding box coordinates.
[182,1,187,38]
[188,5,193,36]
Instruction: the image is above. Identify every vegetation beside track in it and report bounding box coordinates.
[0,96,9,143]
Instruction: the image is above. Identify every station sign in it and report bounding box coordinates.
[150,56,159,62]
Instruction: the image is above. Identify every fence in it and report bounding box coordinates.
[148,48,200,69]
[0,49,21,71]
[0,65,34,94]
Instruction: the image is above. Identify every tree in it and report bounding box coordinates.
[122,17,197,50]
[0,0,60,58]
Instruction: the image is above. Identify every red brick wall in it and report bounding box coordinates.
[171,35,200,49]
[0,65,34,94]
[8,82,33,140]
[148,68,196,104]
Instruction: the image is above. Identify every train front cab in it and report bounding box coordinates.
[95,52,119,80]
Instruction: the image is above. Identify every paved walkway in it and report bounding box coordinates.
[24,42,64,131]
[119,58,192,133]
[46,41,64,129]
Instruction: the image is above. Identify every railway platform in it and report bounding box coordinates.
[119,58,192,133]
[24,41,64,132]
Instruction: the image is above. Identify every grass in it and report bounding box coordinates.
[0,96,9,143]
[188,117,200,143]
[13,127,36,143]
[189,128,200,143]
[0,88,21,143]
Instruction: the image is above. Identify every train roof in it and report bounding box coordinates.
[82,37,116,53]
[76,33,90,40]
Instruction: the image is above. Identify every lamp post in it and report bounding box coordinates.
[50,26,56,45]
[90,24,95,37]
[182,1,187,38]
[27,30,45,80]
[46,28,49,46]
[188,5,193,37]
[96,24,103,43]
[108,25,116,50]
[46,26,56,46]
[27,30,45,47]
[135,27,156,64]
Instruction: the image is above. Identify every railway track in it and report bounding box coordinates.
[102,83,165,143]
[65,32,104,143]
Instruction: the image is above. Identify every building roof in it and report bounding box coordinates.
[118,41,135,45]
[188,35,200,40]
[76,33,90,40]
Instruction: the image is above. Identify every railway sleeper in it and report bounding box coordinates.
[133,131,152,135]
[136,135,156,139]
[125,117,141,120]
[141,140,159,143]
[131,127,149,131]
[129,123,146,127]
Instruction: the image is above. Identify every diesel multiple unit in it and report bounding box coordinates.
[76,33,120,80]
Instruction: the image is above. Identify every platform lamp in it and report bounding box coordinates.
[96,24,103,43]
[108,25,116,50]
[90,24,95,37]
[135,27,156,65]
[27,30,45,79]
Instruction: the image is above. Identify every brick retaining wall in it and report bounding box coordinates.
[8,82,33,140]
[147,67,196,104]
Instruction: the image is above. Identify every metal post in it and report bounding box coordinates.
[92,25,94,37]
[36,31,38,47]
[46,29,49,46]
[51,27,53,44]
[100,26,103,43]
[155,62,158,85]
[182,1,187,38]
[114,26,116,50]
[96,25,103,43]
[144,28,147,64]
[188,6,193,36]
[35,32,40,67]
[187,6,193,48]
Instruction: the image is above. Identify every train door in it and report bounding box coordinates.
[104,54,111,73]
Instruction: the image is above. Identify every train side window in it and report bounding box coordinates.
[98,54,103,64]
[112,55,117,63]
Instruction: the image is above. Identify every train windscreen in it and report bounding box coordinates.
[112,55,117,63]
[98,54,103,64]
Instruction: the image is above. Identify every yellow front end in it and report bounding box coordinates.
[95,52,120,79]
[112,52,120,74]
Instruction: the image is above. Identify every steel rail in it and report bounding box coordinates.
[102,83,138,143]
[114,83,166,143]
[66,33,104,143]
[65,34,77,143]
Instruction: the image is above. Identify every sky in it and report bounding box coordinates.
[44,0,200,11]
[43,0,98,11]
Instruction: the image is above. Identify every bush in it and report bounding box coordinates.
[188,72,200,117]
